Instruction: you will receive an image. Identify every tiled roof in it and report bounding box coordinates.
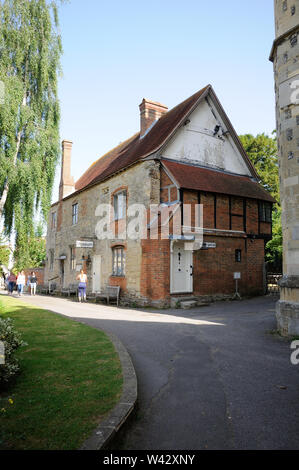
[75,134,139,191]
[163,160,276,203]
[74,86,211,192]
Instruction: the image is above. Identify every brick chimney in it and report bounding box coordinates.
[59,140,75,200]
[139,99,168,137]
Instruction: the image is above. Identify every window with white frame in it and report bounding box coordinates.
[49,249,54,271]
[70,246,76,270]
[72,203,78,225]
[112,246,125,276]
[113,190,127,220]
[51,212,57,230]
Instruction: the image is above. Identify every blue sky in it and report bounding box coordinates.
[54,0,276,202]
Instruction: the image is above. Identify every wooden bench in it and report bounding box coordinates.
[96,286,120,307]
[37,284,50,295]
[61,283,78,297]
[49,282,57,295]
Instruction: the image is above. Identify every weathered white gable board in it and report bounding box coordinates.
[160,95,252,177]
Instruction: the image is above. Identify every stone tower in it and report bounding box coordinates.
[270,0,299,335]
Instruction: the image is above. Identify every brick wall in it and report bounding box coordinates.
[23,268,45,286]
[193,236,265,297]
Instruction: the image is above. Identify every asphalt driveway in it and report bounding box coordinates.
[11,293,299,450]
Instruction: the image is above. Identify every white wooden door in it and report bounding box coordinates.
[92,255,101,293]
[170,242,193,294]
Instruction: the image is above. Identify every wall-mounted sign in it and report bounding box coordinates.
[234,272,241,280]
[58,255,67,260]
[202,242,216,249]
[76,240,94,248]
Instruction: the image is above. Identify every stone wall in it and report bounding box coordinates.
[272,0,299,335]
[45,160,161,303]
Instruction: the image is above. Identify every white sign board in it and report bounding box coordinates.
[202,242,216,249]
[76,240,94,248]
[234,272,241,280]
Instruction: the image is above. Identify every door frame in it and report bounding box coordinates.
[92,254,101,293]
[170,241,193,294]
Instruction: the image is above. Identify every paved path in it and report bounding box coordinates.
[9,293,299,449]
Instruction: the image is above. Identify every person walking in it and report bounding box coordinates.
[29,272,38,296]
[16,270,26,296]
[7,272,16,295]
[76,269,87,302]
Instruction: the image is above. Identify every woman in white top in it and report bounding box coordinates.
[76,269,87,302]
[16,270,26,296]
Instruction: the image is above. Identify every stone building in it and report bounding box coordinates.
[45,85,275,307]
[270,0,299,335]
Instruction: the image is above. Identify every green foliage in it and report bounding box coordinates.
[266,206,282,267]
[0,235,10,267]
[239,133,279,202]
[240,133,282,270]
[14,225,46,271]
[0,0,63,259]
[0,316,27,386]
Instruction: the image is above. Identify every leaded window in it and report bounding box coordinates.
[259,202,272,223]
[113,190,127,220]
[72,203,78,225]
[112,246,125,276]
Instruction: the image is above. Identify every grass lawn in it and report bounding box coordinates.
[0,295,123,450]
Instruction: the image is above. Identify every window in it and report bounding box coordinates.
[259,202,272,223]
[285,109,292,119]
[72,203,78,225]
[49,250,54,271]
[290,33,297,47]
[70,246,76,270]
[283,0,287,11]
[112,246,125,276]
[235,249,242,263]
[51,212,57,230]
[291,5,296,15]
[286,128,293,141]
[113,190,126,220]
[296,115,299,125]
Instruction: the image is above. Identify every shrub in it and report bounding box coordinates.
[0,317,27,386]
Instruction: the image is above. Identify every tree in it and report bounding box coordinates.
[0,234,10,267]
[14,223,46,271]
[239,133,282,270]
[0,0,63,253]
[239,133,279,203]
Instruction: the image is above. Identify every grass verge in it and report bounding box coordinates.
[0,295,122,450]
